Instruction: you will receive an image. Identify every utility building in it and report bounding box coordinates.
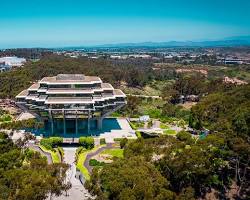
[16,74,126,136]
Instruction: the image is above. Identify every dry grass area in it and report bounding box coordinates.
[179,102,197,110]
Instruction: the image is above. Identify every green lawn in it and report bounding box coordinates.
[0,114,12,123]
[76,146,100,180]
[160,123,170,129]
[129,121,145,129]
[163,129,176,135]
[39,145,61,163]
[101,149,124,158]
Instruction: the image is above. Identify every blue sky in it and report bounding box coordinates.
[0,0,250,48]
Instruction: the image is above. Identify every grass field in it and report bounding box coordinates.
[164,129,176,135]
[160,123,170,129]
[0,114,12,123]
[39,145,61,163]
[101,149,124,158]
[76,146,100,180]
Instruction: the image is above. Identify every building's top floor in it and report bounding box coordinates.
[16,74,126,107]
[39,74,102,85]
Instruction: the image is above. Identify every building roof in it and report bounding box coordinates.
[113,89,126,97]
[40,74,102,84]
[16,74,126,111]
[16,90,29,98]
[28,83,40,91]
[101,83,114,90]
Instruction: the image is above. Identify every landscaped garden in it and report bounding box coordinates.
[76,146,99,180]
[0,114,12,123]
[100,148,124,158]
[163,129,176,135]
[75,136,96,180]
[39,137,63,163]
[0,109,13,124]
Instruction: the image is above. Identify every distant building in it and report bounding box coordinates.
[0,62,11,72]
[224,58,243,65]
[110,55,128,59]
[139,115,150,122]
[164,55,173,59]
[0,56,26,68]
[128,54,151,59]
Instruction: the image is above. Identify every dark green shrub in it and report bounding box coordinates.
[176,131,194,144]
[114,138,123,142]
[40,138,53,151]
[40,137,63,151]
[89,159,105,167]
[79,137,94,149]
[120,138,128,149]
[100,138,106,145]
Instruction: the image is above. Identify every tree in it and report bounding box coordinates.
[120,138,128,149]
[176,131,194,144]
[79,137,94,149]
[0,132,70,200]
[85,157,173,200]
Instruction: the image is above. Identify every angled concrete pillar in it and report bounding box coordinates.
[49,109,54,136]
[63,109,66,137]
[97,117,103,130]
[87,110,90,135]
[75,110,78,136]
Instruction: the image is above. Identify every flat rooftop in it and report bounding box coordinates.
[28,83,40,91]
[56,74,85,80]
[16,90,29,98]
[40,74,102,84]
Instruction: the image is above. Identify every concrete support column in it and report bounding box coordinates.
[49,109,54,136]
[63,109,66,137]
[97,117,103,130]
[87,110,90,135]
[75,110,78,136]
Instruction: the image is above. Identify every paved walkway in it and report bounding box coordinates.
[28,143,52,164]
[52,147,91,200]
[152,120,161,129]
[99,118,136,143]
[84,144,115,173]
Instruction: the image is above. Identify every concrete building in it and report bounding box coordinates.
[16,74,126,137]
[0,56,26,67]
[0,62,11,72]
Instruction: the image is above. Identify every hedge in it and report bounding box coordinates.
[89,159,105,167]
[79,137,94,149]
[40,137,63,151]
[120,138,128,149]
[100,138,106,145]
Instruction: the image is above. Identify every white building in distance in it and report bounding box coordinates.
[0,56,26,67]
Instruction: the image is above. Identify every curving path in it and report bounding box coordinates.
[84,144,117,174]
[28,143,53,164]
